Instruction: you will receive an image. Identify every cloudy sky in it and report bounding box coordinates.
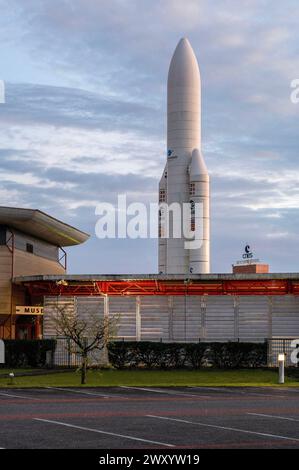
[0,0,298,273]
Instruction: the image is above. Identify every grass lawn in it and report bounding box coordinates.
[0,368,298,388]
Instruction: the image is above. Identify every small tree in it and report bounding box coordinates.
[53,304,118,384]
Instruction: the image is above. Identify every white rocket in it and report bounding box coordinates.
[158,38,210,274]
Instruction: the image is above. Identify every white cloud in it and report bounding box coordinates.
[0,124,164,178]
[266,231,290,238]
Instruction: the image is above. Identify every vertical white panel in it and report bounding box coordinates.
[186,295,202,341]
[272,295,299,337]
[172,296,187,341]
[233,296,239,340]
[140,296,169,341]
[205,296,235,340]
[43,296,76,338]
[136,296,141,341]
[168,296,174,341]
[108,297,137,340]
[76,296,105,322]
[43,296,77,366]
[238,296,269,341]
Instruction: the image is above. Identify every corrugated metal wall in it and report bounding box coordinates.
[76,297,105,322]
[43,294,299,343]
[43,296,76,365]
[205,296,235,340]
[238,296,270,341]
[44,296,76,337]
[272,296,299,338]
[140,296,169,341]
[109,297,137,340]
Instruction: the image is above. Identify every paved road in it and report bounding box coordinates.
[0,386,299,449]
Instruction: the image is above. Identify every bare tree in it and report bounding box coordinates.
[53,303,118,384]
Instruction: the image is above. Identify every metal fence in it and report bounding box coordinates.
[51,337,107,368]
[51,336,299,368]
[267,338,299,367]
[52,337,81,367]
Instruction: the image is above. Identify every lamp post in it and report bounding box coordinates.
[278,353,285,384]
[8,372,14,385]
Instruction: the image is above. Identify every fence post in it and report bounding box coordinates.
[67,338,71,368]
[46,350,53,368]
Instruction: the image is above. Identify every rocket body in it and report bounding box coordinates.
[158,38,210,274]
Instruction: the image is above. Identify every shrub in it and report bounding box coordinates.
[2,340,56,368]
[107,341,267,369]
[107,341,137,369]
[185,343,208,368]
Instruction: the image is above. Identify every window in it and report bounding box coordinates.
[0,226,6,245]
[26,243,34,254]
[190,200,195,232]
[190,183,195,196]
[158,209,165,238]
[158,210,162,237]
[159,189,166,203]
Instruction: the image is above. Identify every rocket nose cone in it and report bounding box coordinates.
[168,37,200,88]
[180,37,193,47]
[174,37,192,54]
[190,148,208,178]
[178,37,190,46]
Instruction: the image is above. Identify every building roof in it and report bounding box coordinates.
[0,206,89,247]
[12,273,299,282]
[13,273,299,297]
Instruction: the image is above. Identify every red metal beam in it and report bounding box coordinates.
[22,278,299,297]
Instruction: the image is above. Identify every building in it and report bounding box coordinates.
[0,206,89,339]
[232,264,269,274]
[12,274,299,347]
[232,245,270,274]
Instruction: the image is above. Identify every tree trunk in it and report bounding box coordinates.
[81,354,87,385]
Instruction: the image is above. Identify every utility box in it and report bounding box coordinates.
[0,339,5,364]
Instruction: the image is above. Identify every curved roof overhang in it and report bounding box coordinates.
[0,206,89,247]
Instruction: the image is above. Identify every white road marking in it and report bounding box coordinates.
[46,386,128,399]
[34,418,174,448]
[237,388,288,398]
[190,386,231,392]
[244,392,288,398]
[189,387,287,398]
[0,391,40,401]
[247,412,299,422]
[120,386,211,398]
[18,388,55,393]
[146,415,299,444]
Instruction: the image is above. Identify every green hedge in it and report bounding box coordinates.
[107,341,267,369]
[2,340,56,368]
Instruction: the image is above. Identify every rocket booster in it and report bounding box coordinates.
[158,38,210,274]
